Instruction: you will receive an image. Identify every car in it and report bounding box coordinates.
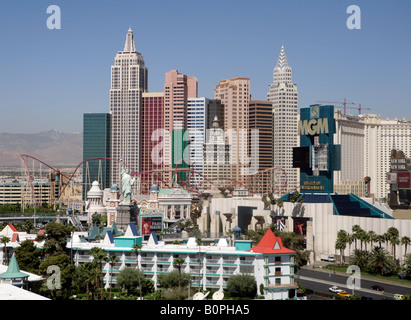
[361,296,374,300]
[394,294,405,300]
[337,291,352,298]
[370,285,384,291]
[329,286,344,293]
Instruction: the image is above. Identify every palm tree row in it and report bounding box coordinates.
[335,225,411,263]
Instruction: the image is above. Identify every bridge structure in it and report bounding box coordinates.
[20,154,297,211]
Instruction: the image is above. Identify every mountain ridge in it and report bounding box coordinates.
[0,130,83,167]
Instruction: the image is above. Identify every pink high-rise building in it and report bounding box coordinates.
[163,70,198,185]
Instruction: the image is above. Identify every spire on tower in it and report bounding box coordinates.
[275,43,290,70]
[124,27,136,52]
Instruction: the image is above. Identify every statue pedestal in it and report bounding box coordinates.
[116,204,138,232]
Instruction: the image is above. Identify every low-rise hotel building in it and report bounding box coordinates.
[68,225,297,300]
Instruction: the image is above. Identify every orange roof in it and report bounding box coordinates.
[248,229,295,254]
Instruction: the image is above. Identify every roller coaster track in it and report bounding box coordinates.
[20,154,296,209]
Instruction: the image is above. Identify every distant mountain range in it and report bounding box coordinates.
[0,130,82,168]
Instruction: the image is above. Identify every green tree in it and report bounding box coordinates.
[401,236,411,258]
[349,249,369,271]
[173,257,186,288]
[43,221,71,256]
[39,253,75,299]
[402,253,411,280]
[157,270,191,289]
[387,227,400,260]
[227,274,257,298]
[117,267,145,295]
[14,239,42,273]
[89,247,106,300]
[0,236,11,266]
[352,225,363,250]
[367,247,398,276]
[82,261,100,300]
[336,230,348,262]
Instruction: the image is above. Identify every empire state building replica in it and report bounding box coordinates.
[267,44,299,194]
[109,28,148,194]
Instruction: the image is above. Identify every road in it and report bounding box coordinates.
[297,266,411,300]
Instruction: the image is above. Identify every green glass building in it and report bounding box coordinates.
[83,113,111,200]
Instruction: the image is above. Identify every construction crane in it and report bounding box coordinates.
[315,99,371,115]
[315,98,356,114]
[356,103,371,115]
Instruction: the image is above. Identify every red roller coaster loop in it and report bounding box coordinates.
[21,154,294,209]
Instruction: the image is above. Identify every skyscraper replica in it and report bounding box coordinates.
[267,44,299,195]
[163,69,198,185]
[214,77,251,185]
[109,28,148,192]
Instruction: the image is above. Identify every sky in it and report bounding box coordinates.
[0,0,410,134]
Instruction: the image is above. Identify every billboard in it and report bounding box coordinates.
[141,216,163,235]
[398,172,411,188]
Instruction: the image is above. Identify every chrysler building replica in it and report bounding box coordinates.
[110,28,148,192]
[267,44,299,194]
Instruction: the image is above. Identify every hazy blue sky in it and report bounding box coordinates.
[0,0,410,133]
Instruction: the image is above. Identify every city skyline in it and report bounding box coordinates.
[0,1,410,133]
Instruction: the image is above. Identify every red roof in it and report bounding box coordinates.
[248,229,295,254]
[8,224,17,232]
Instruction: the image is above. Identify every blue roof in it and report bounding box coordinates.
[128,223,139,236]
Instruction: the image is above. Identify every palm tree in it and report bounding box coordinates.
[401,236,411,258]
[83,261,99,300]
[352,225,363,249]
[105,254,119,300]
[362,231,370,252]
[132,244,143,300]
[349,249,369,271]
[387,227,400,260]
[367,231,377,250]
[0,236,11,266]
[335,238,347,265]
[90,247,106,300]
[368,246,397,276]
[375,234,385,248]
[173,257,186,288]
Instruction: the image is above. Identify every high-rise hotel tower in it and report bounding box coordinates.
[109,28,148,190]
[267,44,299,194]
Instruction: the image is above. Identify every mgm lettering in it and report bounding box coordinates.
[298,118,329,136]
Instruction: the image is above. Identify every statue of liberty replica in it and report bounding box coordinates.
[116,159,138,231]
[121,159,135,205]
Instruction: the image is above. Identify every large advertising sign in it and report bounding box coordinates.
[398,172,411,188]
[141,216,163,235]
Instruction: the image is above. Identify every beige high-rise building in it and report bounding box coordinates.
[202,116,231,189]
[163,70,198,185]
[267,45,299,195]
[214,77,251,185]
[110,28,148,191]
